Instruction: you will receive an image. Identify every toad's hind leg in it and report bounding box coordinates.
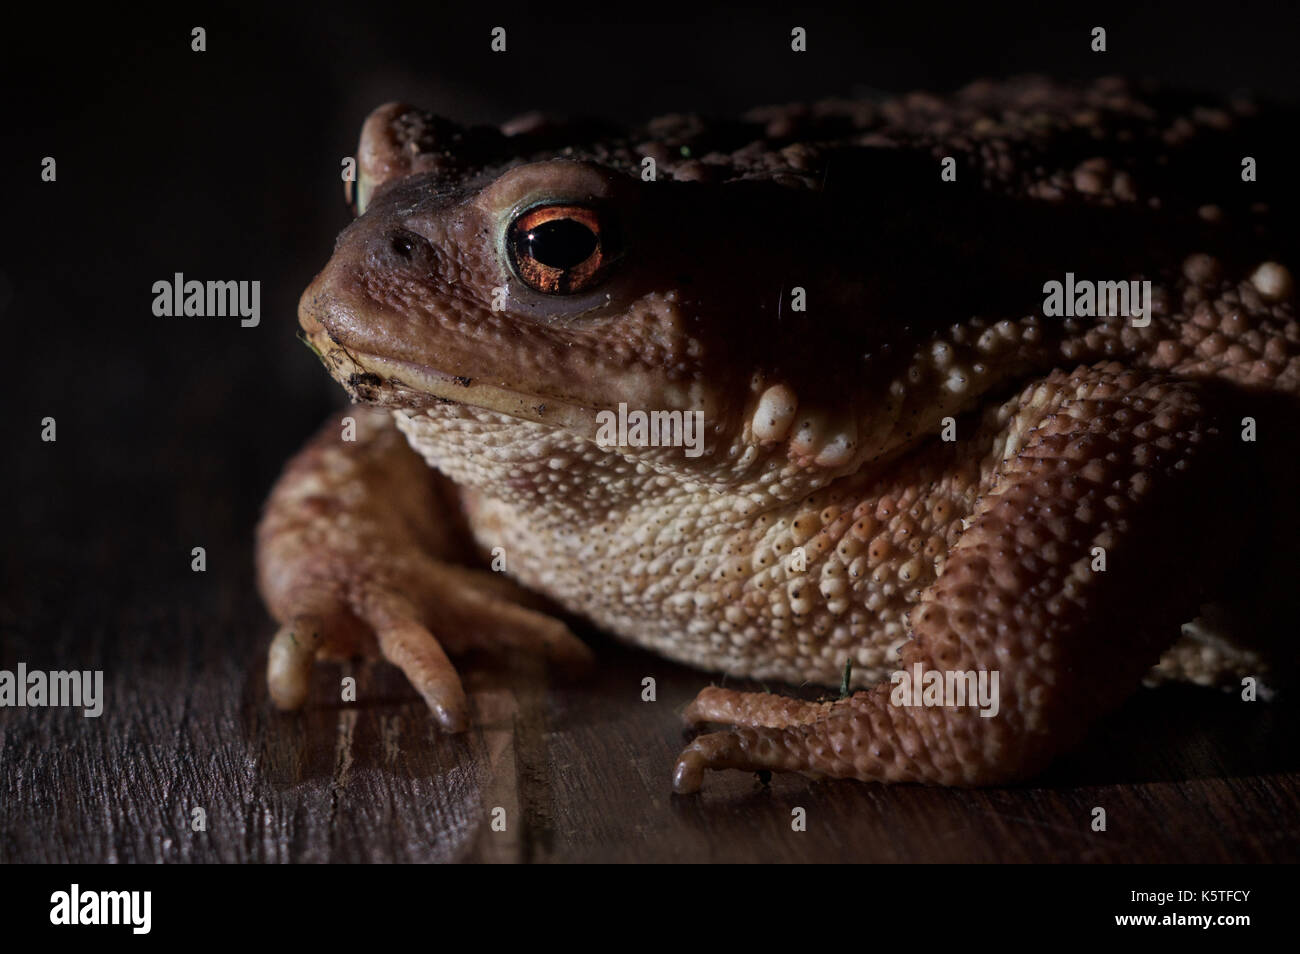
[674,363,1244,791]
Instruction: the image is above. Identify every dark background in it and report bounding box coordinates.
[2,1,1299,863]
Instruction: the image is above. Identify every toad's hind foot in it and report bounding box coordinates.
[674,363,1245,792]
[258,408,591,729]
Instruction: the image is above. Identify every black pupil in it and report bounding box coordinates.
[523,219,597,269]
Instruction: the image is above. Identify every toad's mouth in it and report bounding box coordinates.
[300,315,601,433]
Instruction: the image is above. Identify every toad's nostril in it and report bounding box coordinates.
[391,232,416,258]
[378,228,434,268]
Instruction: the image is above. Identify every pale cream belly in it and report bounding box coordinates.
[396,402,1258,691]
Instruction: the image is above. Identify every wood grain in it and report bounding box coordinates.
[3,536,1297,863]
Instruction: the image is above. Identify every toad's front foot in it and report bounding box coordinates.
[257,408,591,729]
[674,364,1244,792]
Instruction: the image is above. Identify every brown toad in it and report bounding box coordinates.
[258,77,1298,791]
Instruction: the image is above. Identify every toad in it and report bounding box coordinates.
[258,77,1298,791]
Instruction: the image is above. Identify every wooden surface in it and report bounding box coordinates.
[3,518,1298,862]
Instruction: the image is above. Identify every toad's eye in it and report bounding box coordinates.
[506,204,617,294]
